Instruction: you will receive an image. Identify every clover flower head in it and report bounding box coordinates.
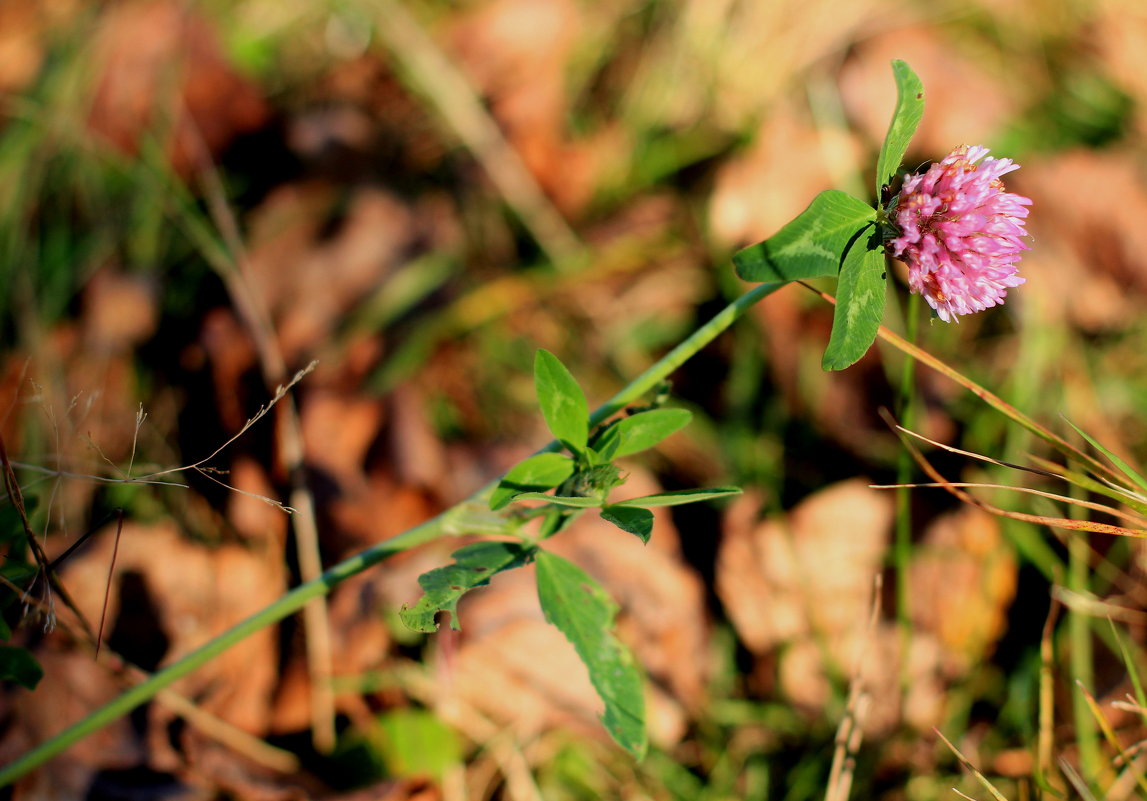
[888,144,1032,322]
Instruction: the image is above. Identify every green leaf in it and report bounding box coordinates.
[0,645,43,690]
[399,542,536,632]
[611,408,693,458]
[588,424,623,463]
[1062,417,1147,492]
[535,349,589,454]
[874,60,925,197]
[822,228,886,371]
[508,492,600,508]
[490,453,576,510]
[612,487,742,508]
[535,551,646,758]
[600,506,654,544]
[733,190,875,284]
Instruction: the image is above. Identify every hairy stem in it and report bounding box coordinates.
[0,281,782,785]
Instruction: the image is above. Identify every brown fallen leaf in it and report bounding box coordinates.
[1011,149,1147,332]
[1094,0,1147,137]
[57,521,284,735]
[327,570,393,682]
[442,604,608,741]
[243,184,416,364]
[0,0,45,94]
[83,268,159,355]
[0,354,29,454]
[908,506,1017,677]
[710,101,861,248]
[0,0,81,94]
[291,53,452,179]
[327,474,441,556]
[227,456,289,546]
[0,648,142,800]
[717,481,948,734]
[387,385,449,495]
[86,0,268,176]
[300,389,385,495]
[195,307,260,435]
[447,0,614,217]
[442,573,693,750]
[717,480,893,654]
[623,0,877,138]
[778,623,947,735]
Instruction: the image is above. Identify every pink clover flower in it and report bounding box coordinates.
[889,145,1032,322]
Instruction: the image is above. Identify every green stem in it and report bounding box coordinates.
[0,281,782,786]
[1068,529,1099,779]
[895,293,919,630]
[587,282,783,427]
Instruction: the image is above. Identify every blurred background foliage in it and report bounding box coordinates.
[2,0,1147,798]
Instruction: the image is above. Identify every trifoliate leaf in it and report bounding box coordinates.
[822,227,886,371]
[733,190,875,284]
[588,424,622,463]
[612,408,692,458]
[490,453,576,511]
[535,551,646,758]
[535,350,589,454]
[600,506,654,544]
[875,60,926,197]
[400,542,536,632]
[507,492,600,508]
[611,487,742,508]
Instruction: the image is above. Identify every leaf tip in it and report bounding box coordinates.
[821,351,860,371]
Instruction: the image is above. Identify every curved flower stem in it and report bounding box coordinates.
[0,280,783,786]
